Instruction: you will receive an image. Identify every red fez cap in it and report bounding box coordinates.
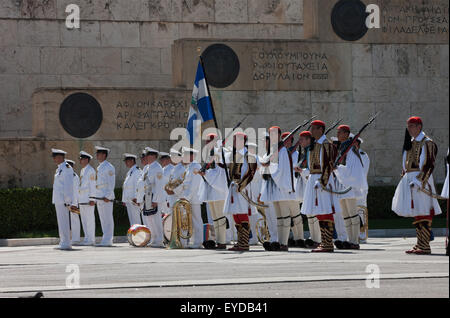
[407,116,423,125]
[338,125,350,132]
[206,133,218,141]
[299,131,312,138]
[281,132,291,139]
[311,120,326,128]
[269,126,282,133]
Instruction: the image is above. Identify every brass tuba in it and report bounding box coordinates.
[167,199,193,249]
[255,206,270,244]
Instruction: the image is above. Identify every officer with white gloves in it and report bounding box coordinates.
[135,147,165,247]
[94,146,116,247]
[51,149,74,250]
[122,153,142,226]
[78,151,97,246]
[66,160,81,245]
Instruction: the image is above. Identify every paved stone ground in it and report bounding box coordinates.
[0,237,448,298]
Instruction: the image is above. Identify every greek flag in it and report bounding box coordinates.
[187,61,215,145]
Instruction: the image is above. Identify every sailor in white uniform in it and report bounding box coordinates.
[135,147,165,247]
[122,153,142,226]
[51,149,74,250]
[94,146,116,247]
[78,151,97,246]
[66,160,81,245]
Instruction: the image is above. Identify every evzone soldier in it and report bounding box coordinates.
[172,147,203,248]
[354,138,370,243]
[78,151,97,246]
[260,127,300,252]
[246,142,264,246]
[66,160,81,245]
[51,149,74,250]
[94,146,116,247]
[282,131,306,248]
[294,131,321,248]
[122,154,142,226]
[258,132,279,250]
[301,120,340,253]
[196,133,228,249]
[223,132,257,251]
[135,147,165,248]
[392,117,442,255]
[333,125,368,250]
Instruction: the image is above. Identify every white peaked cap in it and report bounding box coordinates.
[95,146,110,153]
[79,151,93,159]
[358,137,364,144]
[182,147,199,154]
[170,148,181,156]
[51,148,67,155]
[66,159,75,165]
[246,142,258,148]
[330,137,338,142]
[123,153,137,160]
[159,152,170,157]
[145,147,159,154]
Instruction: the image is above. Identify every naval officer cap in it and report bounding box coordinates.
[159,152,170,158]
[182,147,199,154]
[170,148,182,156]
[79,151,93,160]
[145,147,159,156]
[123,153,137,161]
[95,146,110,154]
[66,159,75,166]
[51,148,67,156]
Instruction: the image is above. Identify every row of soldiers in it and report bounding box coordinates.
[52,116,448,254]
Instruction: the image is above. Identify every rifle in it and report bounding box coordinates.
[262,115,317,164]
[334,112,380,168]
[199,114,248,173]
[325,119,343,136]
[89,197,126,206]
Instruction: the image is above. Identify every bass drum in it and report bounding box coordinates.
[162,214,172,245]
[127,224,151,247]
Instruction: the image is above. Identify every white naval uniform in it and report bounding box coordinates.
[174,161,203,248]
[301,135,341,216]
[166,163,186,215]
[71,172,81,243]
[78,164,97,245]
[122,165,142,226]
[52,161,74,250]
[136,161,165,247]
[198,150,228,245]
[392,131,442,218]
[95,160,116,246]
[260,147,300,246]
[161,164,175,215]
[334,146,368,245]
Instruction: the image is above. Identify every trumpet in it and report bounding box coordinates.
[167,199,193,249]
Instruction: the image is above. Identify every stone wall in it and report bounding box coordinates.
[0,0,448,188]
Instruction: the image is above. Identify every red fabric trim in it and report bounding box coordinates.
[414,215,433,222]
[316,214,334,222]
[233,214,249,224]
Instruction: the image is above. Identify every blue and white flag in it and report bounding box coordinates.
[187,61,215,145]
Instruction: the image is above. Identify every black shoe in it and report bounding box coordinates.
[271,242,281,251]
[202,240,216,250]
[305,239,315,248]
[288,238,296,247]
[263,241,272,251]
[342,241,352,249]
[295,239,306,248]
[334,240,344,249]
